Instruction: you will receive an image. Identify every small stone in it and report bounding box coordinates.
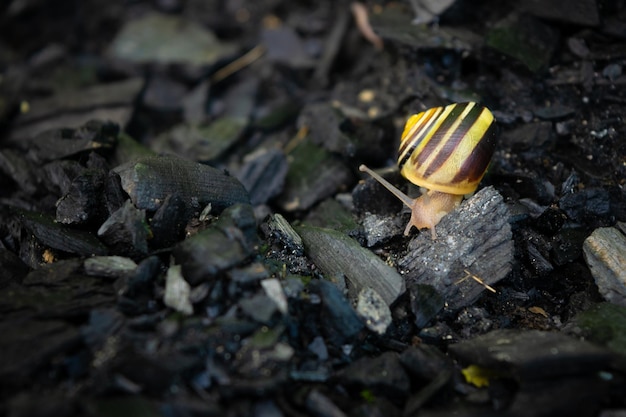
[163,265,193,315]
[307,336,329,361]
[261,278,288,315]
[356,287,392,335]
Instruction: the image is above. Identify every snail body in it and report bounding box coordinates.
[360,102,496,239]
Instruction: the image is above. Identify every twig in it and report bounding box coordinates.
[350,2,384,50]
[284,126,309,154]
[211,44,266,83]
[455,269,497,293]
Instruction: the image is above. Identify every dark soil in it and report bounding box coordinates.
[1,1,626,416]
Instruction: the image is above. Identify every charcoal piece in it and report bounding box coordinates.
[182,80,209,124]
[173,227,253,285]
[106,12,237,66]
[111,132,157,168]
[304,198,360,235]
[85,151,109,170]
[262,26,315,68]
[570,302,626,357]
[228,263,270,285]
[448,329,613,381]
[278,140,354,212]
[252,98,302,132]
[0,149,41,195]
[398,187,513,311]
[237,148,288,205]
[507,376,609,417]
[55,169,106,225]
[368,8,477,50]
[0,248,30,288]
[0,318,81,386]
[150,194,187,248]
[84,256,138,280]
[261,213,304,256]
[400,345,454,413]
[7,392,77,417]
[338,351,410,400]
[583,227,626,306]
[534,206,565,235]
[526,242,554,276]
[81,308,124,348]
[17,259,116,318]
[409,283,444,329]
[304,390,346,417]
[142,75,187,113]
[296,102,355,156]
[153,116,248,162]
[297,225,405,306]
[400,344,453,381]
[42,159,86,195]
[516,0,599,26]
[239,293,278,323]
[97,200,149,258]
[125,255,161,296]
[103,171,127,216]
[23,258,82,285]
[214,203,258,248]
[108,348,200,396]
[486,13,559,72]
[113,154,250,213]
[552,226,587,265]
[17,209,108,256]
[232,326,293,377]
[495,173,554,204]
[361,212,403,247]
[0,279,115,318]
[26,120,119,163]
[353,171,404,216]
[9,79,141,143]
[309,279,364,345]
[559,188,611,225]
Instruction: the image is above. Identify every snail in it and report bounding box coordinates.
[359,102,496,239]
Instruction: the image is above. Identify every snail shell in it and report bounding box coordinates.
[398,102,496,196]
[360,102,497,239]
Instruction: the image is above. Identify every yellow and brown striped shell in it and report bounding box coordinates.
[397,102,496,195]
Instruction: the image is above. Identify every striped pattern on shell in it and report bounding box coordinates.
[398,102,496,195]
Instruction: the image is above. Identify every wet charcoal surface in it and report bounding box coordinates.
[1,1,626,416]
